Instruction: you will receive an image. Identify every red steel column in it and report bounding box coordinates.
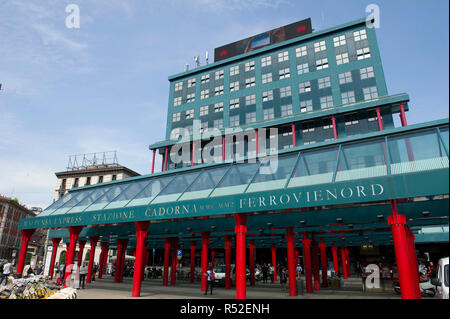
[341,247,348,279]
[406,228,421,299]
[151,149,156,174]
[64,226,83,287]
[319,239,328,287]
[163,146,168,171]
[331,116,338,140]
[190,241,196,284]
[49,238,61,279]
[16,229,35,277]
[132,221,150,297]
[86,236,99,284]
[286,228,297,296]
[200,232,210,292]
[311,238,321,291]
[271,244,277,282]
[400,104,407,127]
[291,123,296,147]
[114,240,123,283]
[98,242,109,279]
[302,234,313,293]
[249,240,255,286]
[234,213,248,299]
[294,249,299,266]
[211,249,216,269]
[376,108,383,131]
[163,238,171,286]
[224,235,232,289]
[331,244,339,274]
[171,238,178,286]
[77,240,86,267]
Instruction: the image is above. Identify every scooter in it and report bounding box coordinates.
[393,276,436,297]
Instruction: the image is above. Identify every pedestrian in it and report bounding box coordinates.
[59,263,66,283]
[280,267,287,290]
[296,264,302,280]
[36,261,44,275]
[261,263,269,283]
[269,264,274,283]
[204,268,215,295]
[79,262,88,289]
[0,260,12,286]
[92,263,98,281]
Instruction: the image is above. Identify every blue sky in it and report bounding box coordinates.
[0,0,448,208]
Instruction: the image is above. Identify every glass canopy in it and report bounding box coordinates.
[38,125,449,218]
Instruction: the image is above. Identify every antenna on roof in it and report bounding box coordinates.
[194,56,200,67]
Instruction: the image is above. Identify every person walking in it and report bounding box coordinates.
[296,264,303,280]
[0,260,12,286]
[79,262,88,289]
[280,267,288,291]
[261,263,269,284]
[204,268,215,295]
[269,264,274,283]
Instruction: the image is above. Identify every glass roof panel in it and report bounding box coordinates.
[210,162,259,197]
[178,166,229,201]
[38,192,79,216]
[152,171,200,204]
[48,188,97,215]
[103,179,153,210]
[64,185,112,214]
[336,138,387,182]
[84,182,133,212]
[246,153,298,193]
[288,146,339,188]
[125,175,175,207]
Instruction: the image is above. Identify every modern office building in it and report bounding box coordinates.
[17,17,449,300]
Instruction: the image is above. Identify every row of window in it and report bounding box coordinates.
[173,47,372,107]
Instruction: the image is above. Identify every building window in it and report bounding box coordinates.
[300,100,313,113]
[215,69,224,80]
[354,29,367,41]
[185,109,194,119]
[262,90,273,102]
[320,95,334,109]
[214,102,224,113]
[214,119,224,129]
[338,72,353,84]
[246,112,257,124]
[245,77,256,88]
[299,81,311,93]
[336,52,349,65]
[230,81,239,92]
[200,105,209,116]
[230,98,240,109]
[173,96,182,106]
[188,78,196,88]
[230,65,239,76]
[296,45,307,57]
[260,73,272,84]
[357,47,371,60]
[297,63,309,75]
[186,93,195,103]
[316,58,329,70]
[200,89,209,100]
[214,85,224,96]
[281,104,293,117]
[98,176,103,184]
[363,86,378,100]
[230,115,240,127]
[201,74,210,84]
[280,86,292,98]
[263,108,275,120]
[73,178,79,188]
[172,112,181,122]
[245,61,255,71]
[112,175,117,181]
[278,50,289,62]
[314,40,326,52]
[174,81,183,91]
[279,68,290,79]
[318,76,331,89]
[341,91,356,104]
[245,94,256,105]
[333,35,346,47]
[360,66,375,79]
[261,56,272,67]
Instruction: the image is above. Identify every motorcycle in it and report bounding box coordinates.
[393,276,436,297]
